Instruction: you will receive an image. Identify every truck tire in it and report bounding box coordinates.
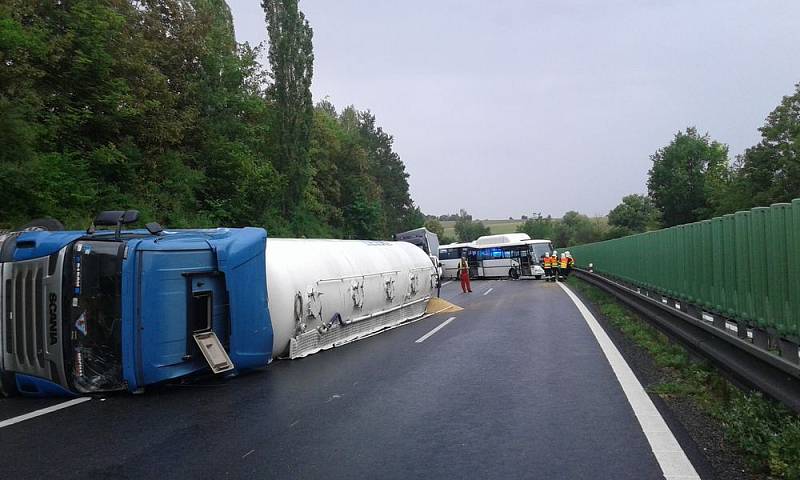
[535,275,542,280]
[21,218,65,232]
[0,371,18,397]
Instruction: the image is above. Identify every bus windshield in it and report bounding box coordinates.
[530,243,552,260]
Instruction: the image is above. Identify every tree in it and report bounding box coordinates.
[0,0,421,242]
[454,210,489,242]
[424,219,445,238]
[262,0,314,216]
[516,214,553,239]
[607,194,660,235]
[726,83,800,210]
[455,219,490,242]
[560,211,604,246]
[647,127,730,227]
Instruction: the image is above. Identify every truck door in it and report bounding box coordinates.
[137,250,233,386]
[186,273,229,351]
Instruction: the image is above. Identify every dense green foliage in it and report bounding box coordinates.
[516,212,605,248]
[723,83,800,212]
[454,213,490,242]
[647,127,729,227]
[0,0,423,238]
[423,218,445,238]
[516,214,554,240]
[606,194,660,238]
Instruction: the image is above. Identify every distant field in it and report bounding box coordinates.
[440,219,524,239]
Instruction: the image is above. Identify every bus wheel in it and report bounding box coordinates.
[509,268,520,280]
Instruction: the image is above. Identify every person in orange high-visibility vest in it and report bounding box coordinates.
[550,250,559,282]
[559,253,568,280]
[458,255,473,293]
[542,252,552,281]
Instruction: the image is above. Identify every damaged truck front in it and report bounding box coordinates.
[0,221,271,397]
[0,213,437,397]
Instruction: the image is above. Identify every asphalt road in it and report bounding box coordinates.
[1,279,691,479]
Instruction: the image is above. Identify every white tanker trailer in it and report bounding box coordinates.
[0,216,439,396]
[266,238,437,359]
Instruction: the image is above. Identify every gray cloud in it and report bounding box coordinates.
[230,0,800,219]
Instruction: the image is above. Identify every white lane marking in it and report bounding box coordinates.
[415,317,456,343]
[557,283,700,480]
[0,397,91,429]
[441,280,453,287]
[483,288,493,296]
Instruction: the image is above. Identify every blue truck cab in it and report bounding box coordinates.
[0,220,271,396]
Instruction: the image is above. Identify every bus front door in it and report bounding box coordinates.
[520,253,533,276]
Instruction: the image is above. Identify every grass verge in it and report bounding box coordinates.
[566,276,800,479]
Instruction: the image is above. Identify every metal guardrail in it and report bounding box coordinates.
[573,268,800,413]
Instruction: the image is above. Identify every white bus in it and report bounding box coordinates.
[438,242,478,279]
[473,234,552,279]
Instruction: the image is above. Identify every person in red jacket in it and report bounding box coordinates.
[458,255,472,293]
[565,251,575,277]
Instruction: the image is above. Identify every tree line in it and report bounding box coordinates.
[0,0,424,238]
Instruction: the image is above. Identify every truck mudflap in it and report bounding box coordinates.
[289,296,430,359]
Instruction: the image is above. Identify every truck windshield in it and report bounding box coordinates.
[68,240,124,393]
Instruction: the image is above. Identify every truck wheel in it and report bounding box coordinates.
[535,275,542,280]
[21,218,65,231]
[509,268,520,280]
[0,371,18,397]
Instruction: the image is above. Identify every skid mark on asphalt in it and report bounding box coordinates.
[0,397,91,429]
[558,282,700,480]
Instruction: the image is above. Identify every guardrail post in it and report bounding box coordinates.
[779,339,799,365]
[736,321,749,340]
[753,328,769,350]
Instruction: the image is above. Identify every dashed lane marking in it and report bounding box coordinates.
[557,282,700,480]
[483,288,493,296]
[415,317,457,343]
[0,397,91,429]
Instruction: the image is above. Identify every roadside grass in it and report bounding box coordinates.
[567,276,800,479]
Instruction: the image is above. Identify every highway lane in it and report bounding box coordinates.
[1,279,688,479]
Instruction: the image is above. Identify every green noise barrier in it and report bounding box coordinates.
[569,199,800,339]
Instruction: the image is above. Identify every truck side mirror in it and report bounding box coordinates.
[94,210,140,226]
[91,210,140,240]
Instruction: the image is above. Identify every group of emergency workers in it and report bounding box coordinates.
[541,250,574,282]
[453,249,574,293]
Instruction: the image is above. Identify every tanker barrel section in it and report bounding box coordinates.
[265,239,436,359]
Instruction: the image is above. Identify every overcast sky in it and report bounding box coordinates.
[230,1,800,219]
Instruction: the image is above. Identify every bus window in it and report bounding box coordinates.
[440,248,460,260]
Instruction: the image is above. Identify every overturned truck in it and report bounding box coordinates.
[0,212,437,396]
